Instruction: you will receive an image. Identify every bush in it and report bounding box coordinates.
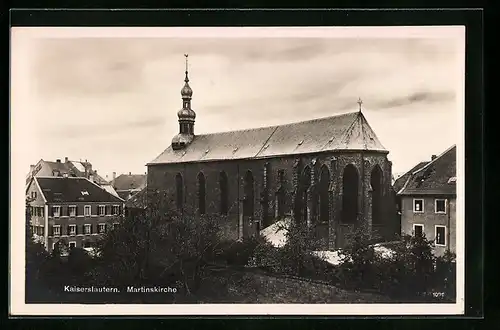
[336,223,383,290]
[216,236,265,266]
[336,227,456,301]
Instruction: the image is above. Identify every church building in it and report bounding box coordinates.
[146,56,398,250]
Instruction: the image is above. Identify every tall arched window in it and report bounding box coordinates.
[175,173,183,211]
[198,172,206,215]
[276,169,286,218]
[243,170,254,217]
[220,171,228,215]
[341,164,359,224]
[319,165,330,223]
[370,165,383,225]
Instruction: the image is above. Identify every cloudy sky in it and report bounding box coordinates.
[11,27,464,180]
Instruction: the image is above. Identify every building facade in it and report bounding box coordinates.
[395,145,457,256]
[26,176,125,253]
[146,58,398,250]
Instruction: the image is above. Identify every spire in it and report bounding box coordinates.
[357,97,363,112]
[173,54,196,149]
[184,53,189,83]
[181,53,193,99]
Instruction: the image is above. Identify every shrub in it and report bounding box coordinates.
[216,236,264,266]
[336,223,382,290]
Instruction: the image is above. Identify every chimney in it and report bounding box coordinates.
[65,157,68,163]
[112,172,116,181]
[30,165,35,172]
[431,155,437,161]
[56,159,61,163]
[89,174,94,182]
[129,172,131,176]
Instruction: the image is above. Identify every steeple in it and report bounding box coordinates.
[172,54,196,150]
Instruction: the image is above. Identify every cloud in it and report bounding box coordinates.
[374,91,456,110]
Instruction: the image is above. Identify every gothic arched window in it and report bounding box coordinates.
[220,171,228,215]
[243,170,254,217]
[175,173,183,211]
[198,172,206,215]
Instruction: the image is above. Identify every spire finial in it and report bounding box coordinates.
[184,53,189,82]
[357,97,363,112]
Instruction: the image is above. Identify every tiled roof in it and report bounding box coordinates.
[397,145,456,196]
[393,161,429,193]
[125,187,147,209]
[112,174,147,191]
[148,111,387,165]
[35,177,124,203]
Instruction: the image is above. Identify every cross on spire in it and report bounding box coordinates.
[357,97,363,112]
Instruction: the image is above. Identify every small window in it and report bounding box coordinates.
[84,205,91,216]
[84,224,92,235]
[69,206,76,217]
[413,224,424,237]
[69,242,76,249]
[112,205,119,215]
[52,225,61,236]
[99,223,106,234]
[413,199,424,213]
[31,191,37,198]
[435,226,446,246]
[68,224,76,236]
[99,205,105,216]
[435,199,447,214]
[52,206,61,217]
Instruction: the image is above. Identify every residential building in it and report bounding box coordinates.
[146,57,398,250]
[26,176,125,253]
[395,145,457,256]
[26,158,120,199]
[111,172,147,201]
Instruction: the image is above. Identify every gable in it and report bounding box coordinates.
[26,178,46,205]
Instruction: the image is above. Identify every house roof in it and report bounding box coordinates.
[112,174,147,191]
[125,187,147,209]
[66,160,108,184]
[148,111,387,165]
[35,177,124,203]
[393,161,429,193]
[397,145,456,196]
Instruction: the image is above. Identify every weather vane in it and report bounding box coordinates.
[357,97,363,112]
[184,53,189,72]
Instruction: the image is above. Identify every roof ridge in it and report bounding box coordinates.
[412,144,456,176]
[337,111,361,148]
[194,111,360,137]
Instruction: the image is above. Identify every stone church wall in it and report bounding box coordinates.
[147,150,397,249]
